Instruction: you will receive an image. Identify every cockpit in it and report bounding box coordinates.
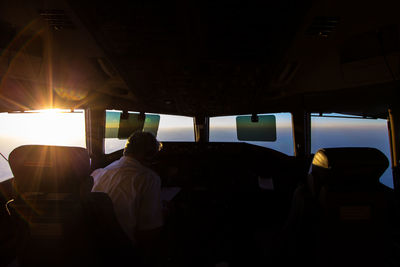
[1,0,400,266]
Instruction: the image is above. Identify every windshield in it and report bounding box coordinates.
[311,113,393,188]
[0,109,86,182]
[105,110,195,154]
[209,113,294,155]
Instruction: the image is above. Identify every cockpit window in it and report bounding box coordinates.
[105,110,195,154]
[311,113,393,188]
[209,113,294,155]
[0,109,86,182]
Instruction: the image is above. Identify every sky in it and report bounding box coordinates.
[0,109,86,150]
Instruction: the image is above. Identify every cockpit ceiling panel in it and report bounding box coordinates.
[66,0,312,114]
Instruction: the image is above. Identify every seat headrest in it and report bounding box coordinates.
[310,147,389,188]
[9,145,90,194]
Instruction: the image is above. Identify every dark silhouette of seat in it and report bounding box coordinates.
[284,147,393,267]
[6,145,135,267]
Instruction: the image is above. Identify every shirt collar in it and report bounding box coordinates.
[121,155,139,163]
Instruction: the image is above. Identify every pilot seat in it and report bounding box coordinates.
[6,145,134,267]
[284,147,394,267]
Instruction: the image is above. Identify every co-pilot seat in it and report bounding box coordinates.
[6,145,133,267]
[307,147,391,266]
[286,147,392,267]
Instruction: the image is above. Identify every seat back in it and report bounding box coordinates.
[9,145,90,195]
[308,147,391,266]
[7,145,93,266]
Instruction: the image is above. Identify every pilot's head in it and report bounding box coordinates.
[123,131,162,164]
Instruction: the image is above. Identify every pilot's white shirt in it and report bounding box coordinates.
[91,156,163,243]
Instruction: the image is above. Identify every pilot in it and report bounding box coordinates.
[91,131,163,265]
